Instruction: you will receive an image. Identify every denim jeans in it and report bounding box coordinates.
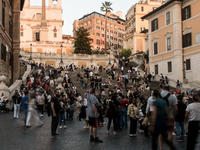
[85,83,87,89]
[120,108,128,128]
[24,109,28,124]
[175,121,185,139]
[59,112,66,126]
[80,82,83,88]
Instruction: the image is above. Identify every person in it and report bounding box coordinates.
[90,75,94,88]
[160,85,178,149]
[149,89,176,150]
[26,93,44,127]
[51,90,61,139]
[120,96,130,129]
[107,93,118,135]
[175,95,186,141]
[87,88,103,143]
[127,98,139,137]
[59,95,66,129]
[22,91,29,126]
[38,92,45,116]
[80,75,83,89]
[176,80,181,88]
[185,90,200,150]
[83,77,88,89]
[83,94,89,129]
[12,90,21,119]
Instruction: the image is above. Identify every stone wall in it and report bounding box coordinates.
[20,50,115,68]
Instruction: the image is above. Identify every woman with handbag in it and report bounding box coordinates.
[127,98,139,137]
[107,93,119,135]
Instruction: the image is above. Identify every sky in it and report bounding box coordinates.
[30,0,138,36]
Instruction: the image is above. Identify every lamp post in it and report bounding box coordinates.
[29,44,32,63]
[183,61,186,79]
[18,55,22,80]
[60,45,63,63]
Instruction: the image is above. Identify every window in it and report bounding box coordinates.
[110,36,113,40]
[114,38,117,41]
[119,33,121,38]
[101,27,104,31]
[9,21,13,39]
[167,37,171,51]
[9,52,13,67]
[168,62,172,72]
[151,18,158,32]
[155,65,158,75]
[129,22,131,27]
[1,44,6,61]
[182,5,191,21]
[2,6,5,27]
[107,29,109,32]
[186,59,191,70]
[107,35,109,38]
[141,27,145,32]
[134,7,136,13]
[119,39,122,42]
[114,31,117,35]
[96,26,100,30]
[118,28,121,31]
[96,39,100,45]
[110,30,113,33]
[114,44,117,49]
[154,42,158,55]
[183,33,192,48]
[166,12,171,25]
[97,33,100,36]
[141,6,144,12]
[102,34,104,37]
[35,32,40,41]
[54,33,57,38]
[20,32,23,37]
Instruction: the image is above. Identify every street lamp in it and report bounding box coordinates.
[60,45,63,63]
[29,44,32,63]
[18,55,22,80]
[183,61,186,79]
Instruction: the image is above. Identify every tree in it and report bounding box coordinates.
[74,27,92,54]
[121,49,132,58]
[101,1,113,52]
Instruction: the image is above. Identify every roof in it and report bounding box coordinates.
[141,0,182,19]
[79,11,125,22]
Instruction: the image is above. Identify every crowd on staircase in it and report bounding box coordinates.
[1,59,199,150]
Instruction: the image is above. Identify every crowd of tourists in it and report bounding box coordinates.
[0,59,200,150]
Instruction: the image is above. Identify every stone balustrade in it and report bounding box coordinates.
[0,65,32,100]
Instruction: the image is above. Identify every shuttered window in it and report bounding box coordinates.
[183,33,192,48]
[155,65,158,75]
[1,44,6,61]
[168,62,172,72]
[186,59,191,70]
[182,5,191,21]
[151,18,158,32]
[154,42,158,55]
[2,7,5,27]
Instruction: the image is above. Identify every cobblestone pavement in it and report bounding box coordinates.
[0,112,187,150]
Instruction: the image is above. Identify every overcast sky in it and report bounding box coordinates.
[30,0,138,36]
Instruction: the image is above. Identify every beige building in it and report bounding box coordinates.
[73,11,125,51]
[20,0,74,60]
[124,0,163,54]
[142,0,200,88]
[0,0,25,85]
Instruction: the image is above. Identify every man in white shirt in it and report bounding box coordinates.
[121,66,124,74]
[89,71,93,77]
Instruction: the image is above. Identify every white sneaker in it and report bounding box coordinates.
[83,126,88,129]
[16,116,19,119]
[129,134,134,137]
[102,122,106,125]
[107,130,109,134]
[59,126,62,129]
[172,132,176,135]
[64,126,66,129]
[40,114,43,117]
[113,131,116,135]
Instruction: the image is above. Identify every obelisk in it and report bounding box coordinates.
[40,0,48,41]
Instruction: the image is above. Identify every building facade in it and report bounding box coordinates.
[73,11,125,51]
[20,0,74,58]
[124,0,163,54]
[0,0,25,85]
[142,0,200,87]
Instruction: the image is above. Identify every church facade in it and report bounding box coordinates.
[20,0,74,66]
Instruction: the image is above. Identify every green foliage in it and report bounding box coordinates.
[74,27,92,54]
[106,52,110,54]
[120,49,132,58]
[99,51,105,54]
[101,1,113,12]
[93,51,99,54]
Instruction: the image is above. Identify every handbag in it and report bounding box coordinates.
[142,117,148,126]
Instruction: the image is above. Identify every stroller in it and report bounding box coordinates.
[0,100,10,113]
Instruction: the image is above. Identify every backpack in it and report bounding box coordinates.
[162,93,171,105]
